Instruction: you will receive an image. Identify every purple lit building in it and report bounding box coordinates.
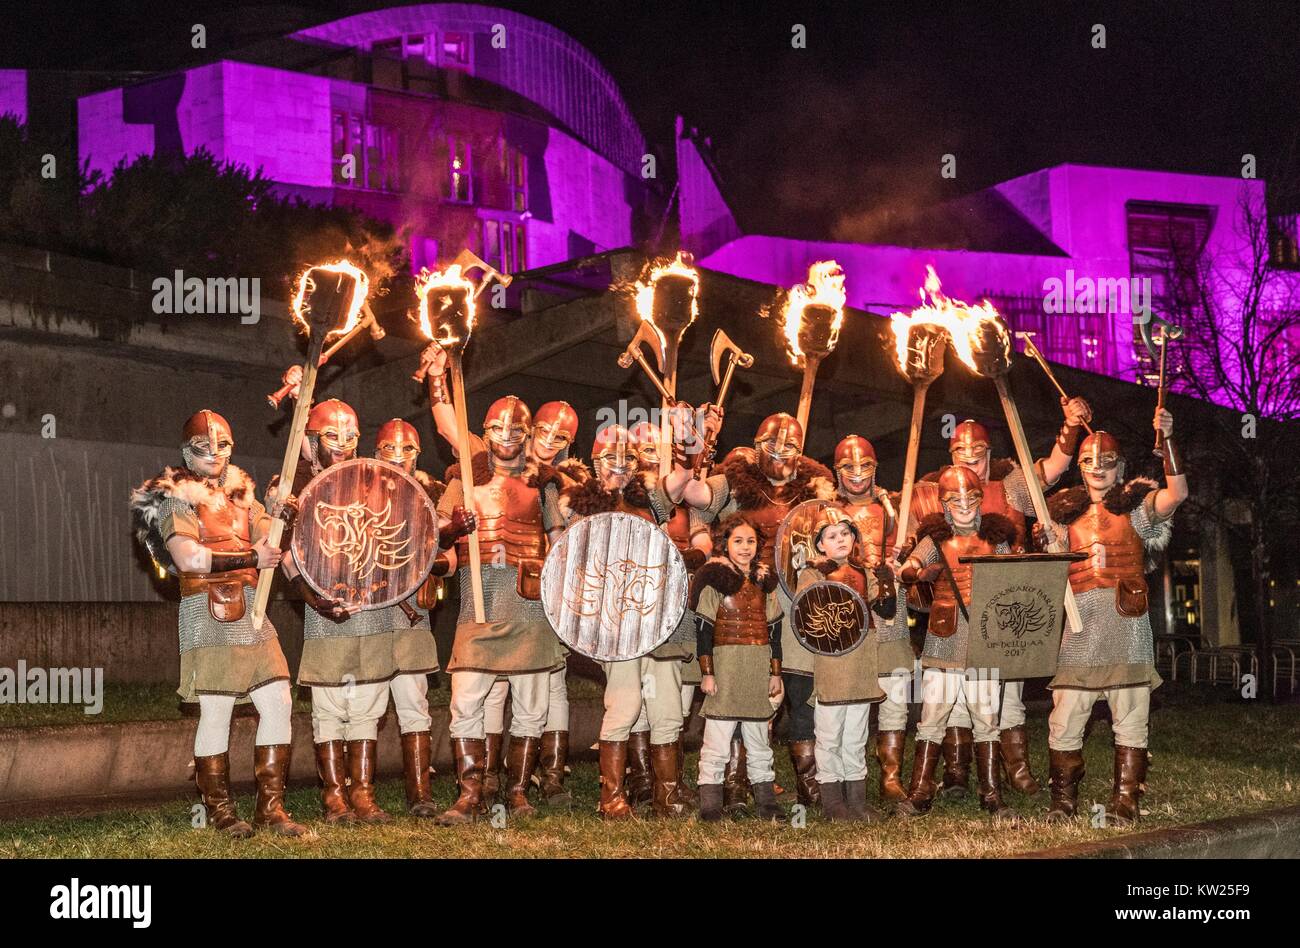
[72,5,653,275]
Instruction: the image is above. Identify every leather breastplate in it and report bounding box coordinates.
[929,533,996,611]
[457,471,546,567]
[843,499,886,567]
[1066,503,1145,593]
[179,500,256,597]
[714,578,770,646]
[981,479,1027,549]
[823,561,869,599]
[740,486,798,571]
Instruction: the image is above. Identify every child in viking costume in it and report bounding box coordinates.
[795,507,896,822]
[371,419,475,817]
[1039,410,1186,825]
[679,412,836,812]
[691,515,786,823]
[274,399,397,825]
[895,466,1019,820]
[559,425,693,819]
[433,395,566,825]
[905,400,1090,799]
[831,434,912,805]
[130,410,307,838]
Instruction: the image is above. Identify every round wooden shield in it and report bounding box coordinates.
[290,458,439,610]
[541,511,688,662]
[791,581,869,656]
[774,498,840,600]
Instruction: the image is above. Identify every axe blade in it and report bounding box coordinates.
[632,319,668,372]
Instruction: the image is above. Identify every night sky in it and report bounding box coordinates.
[6,1,1300,236]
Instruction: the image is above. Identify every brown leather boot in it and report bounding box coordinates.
[676,735,698,806]
[504,735,541,817]
[482,732,504,804]
[819,781,852,822]
[346,739,392,824]
[1107,745,1149,825]
[599,739,635,820]
[314,740,355,824]
[788,739,821,808]
[401,730,437,817]
[626,731,653,810]
[537,730,572,808]
[1046,748,1086,821]
[194,753,253,838]
[253,744,310,837]
[939,726,973,798]
[876,730,908,803]
[976,741,1017,820]
[845,779,883,823]
[752,781,787,822]
[435,737,486,826]
[999,724,1041,795]
[723,736,750,816]
[650,741,688,818]
[897,740,942,817]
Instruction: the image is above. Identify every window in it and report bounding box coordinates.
[446,135,473,203]
[332,110,400,191]
[481,218,526,274]
[508,146,527,212]
[442,31,471,69]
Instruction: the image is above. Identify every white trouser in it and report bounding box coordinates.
[698,719,775,785]
[948,678,1026,729]
[389,672,431,734]
[915,668,1001,744]
[194,680,293,755]
[449,670,549,739]
[1048,685,1151,750]
[484,667,569,734]
[311,681,390,743]
[681,684,696,720]
[601,658,683,744]
[483,678,509,734]
[877,675,910,732]
[814,702,872,782]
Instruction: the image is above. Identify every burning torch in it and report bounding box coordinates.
[888,266,962,561]
[268,303,386,409]
[621,252,700,476]
[781,261,846,433]
[252,261,370,632]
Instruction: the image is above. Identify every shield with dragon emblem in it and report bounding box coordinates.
[774,499,840,600]
[791,581,869,656]
[291,458,439,610]
[541,511,688,662]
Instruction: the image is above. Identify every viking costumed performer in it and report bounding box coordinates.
[371,418,475,816]
[895,466,1019,819]
[831,434,912,804]
[420,341,581,809]
[795,507,896,822]
[271,399,391,824]
[691,515,787,823]
[130,410,307,838]
[559,425,692,818]
[680,411,836,810]
[908,399,1090,798]
[434,395,566,824]
[632,417,712,808]
[1038,411,1185,825]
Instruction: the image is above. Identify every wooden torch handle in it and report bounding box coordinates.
[450,353,486,624]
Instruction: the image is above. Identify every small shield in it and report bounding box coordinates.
[791,581,869,656]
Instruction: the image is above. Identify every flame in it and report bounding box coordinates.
[780,260,847,366]
[632,251,700,347]
[414,264,477,343]
[889,266,1008,376]
[291,260,370,338]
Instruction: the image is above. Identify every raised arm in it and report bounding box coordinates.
[1151,408,1188,520]
[1039,396,1093,486]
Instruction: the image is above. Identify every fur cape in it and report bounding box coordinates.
[129,464,256,550]
[911,510,1019,549]
[1047,477,1158,526]
[413,469,446,505]
[717,451,836,510]
[689,557,778,610]
[920,456,1016,483]
[561,472,653,516]
[445,452,563,493]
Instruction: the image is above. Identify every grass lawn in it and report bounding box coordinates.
[3,690,1296,858]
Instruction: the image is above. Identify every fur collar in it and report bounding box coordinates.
[911,510,1019,549]
[556,457,592,484]
[129,464,255,547]
[562,473,653,516]
[718,452,835,510]
[1047,477,1159,526]
[444,452,560,492]
[920,457,1016,483]
[689,557,778,609]
[414,469,446,504]
[809,556,868,577]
